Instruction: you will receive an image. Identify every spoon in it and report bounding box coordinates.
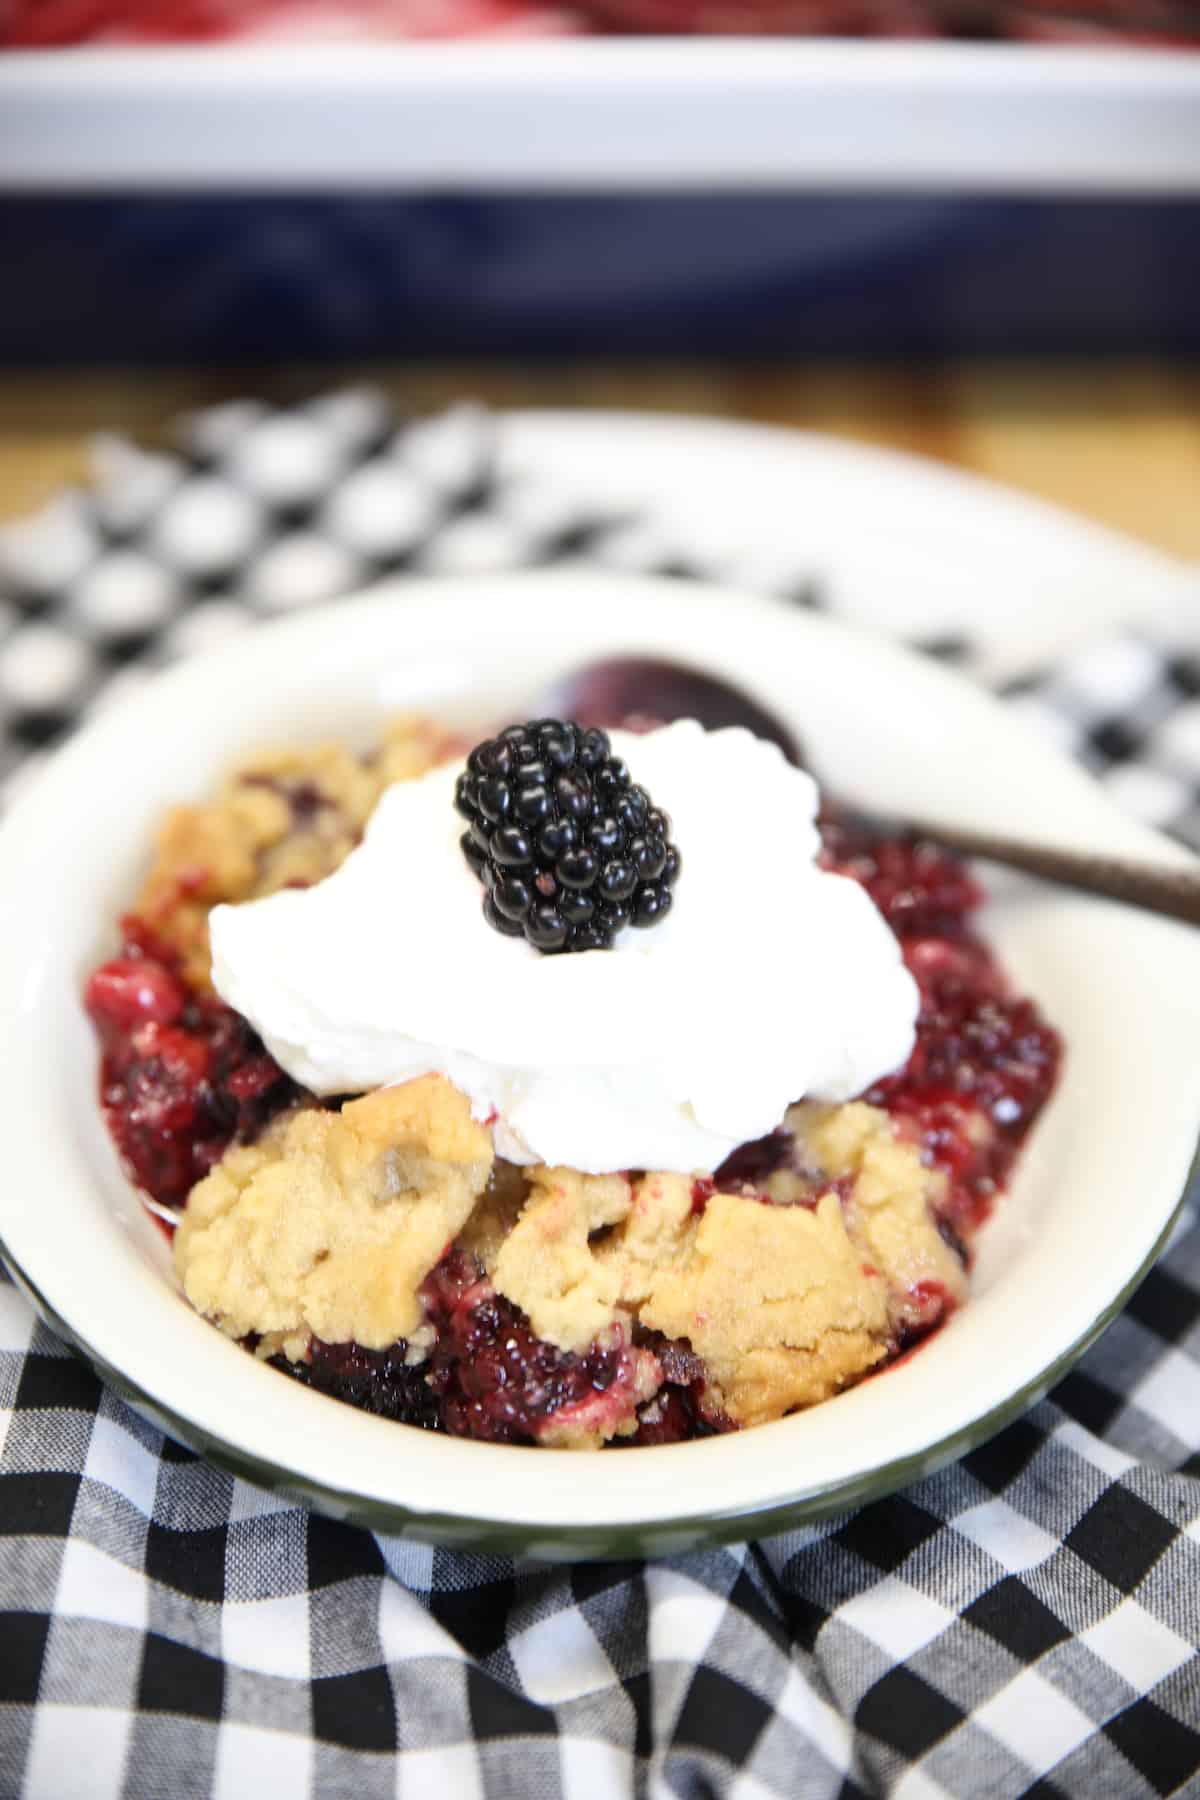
[540,656,1200,929]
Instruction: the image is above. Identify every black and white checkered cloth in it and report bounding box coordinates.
[1,393,1198,1800]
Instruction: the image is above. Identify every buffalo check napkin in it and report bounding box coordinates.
[1,392,1197,1800]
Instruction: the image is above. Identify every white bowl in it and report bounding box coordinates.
[0,571,1196,1559]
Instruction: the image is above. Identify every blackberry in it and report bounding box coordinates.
[455,719,680,953]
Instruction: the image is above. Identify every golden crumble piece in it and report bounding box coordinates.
[641,1191,891,1428]
[135,716,447,990]
[489,1101,963,1431]
[791,1100,968,1334]
[788,1098,880,1174]
[459,1159,532,1271]
[174,1075,493,1357]
[372,713,464,789]
[487,1166,695,1356]
[596,1171,697,1311]
[719,1332,889,1430]
[491,1167,634,1354]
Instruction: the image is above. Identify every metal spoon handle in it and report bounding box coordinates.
[903,820,1200,927]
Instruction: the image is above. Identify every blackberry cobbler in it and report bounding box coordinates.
[86,708,1060,1448]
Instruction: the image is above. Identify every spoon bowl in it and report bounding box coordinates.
[546,653,1200,927]
[541,654,805,767]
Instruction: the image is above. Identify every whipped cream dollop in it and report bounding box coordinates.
[210,721,918,1174]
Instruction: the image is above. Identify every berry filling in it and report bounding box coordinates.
[622,1333,727,1445]
[86,915,299,1207]
[455,718,680,952]
[820,812,1062,1237]
[420,1247,655,1443]
[272,1335,444,1432]
[276,1247,660,1445]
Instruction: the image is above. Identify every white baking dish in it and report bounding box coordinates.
[1,40,1199,192]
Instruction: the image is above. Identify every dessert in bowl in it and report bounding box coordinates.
[0,574,1195,1553]
[86,707,1055,1449]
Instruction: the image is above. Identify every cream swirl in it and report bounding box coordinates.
[210,721,917,1173]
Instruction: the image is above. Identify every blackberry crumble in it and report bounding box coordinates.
[86,712,1060,1448]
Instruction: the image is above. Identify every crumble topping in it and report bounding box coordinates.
[135,715,450,991]
[476,1103,962,1427]
[174,1075,493,1357]
[458,1157,531,1270]
[176,1044,964,1432]
[598,1170,696,1310]
[486,1166,697,1350]
[176,1054,965,1437]
[451,1165,697,1352]
[791,1100,968,1338]
[491,1167,634,1353]
[641,1191,888,1426]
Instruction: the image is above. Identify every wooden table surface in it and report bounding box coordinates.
[2,360,1198,559]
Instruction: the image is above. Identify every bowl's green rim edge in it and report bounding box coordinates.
[2,1133,1195,1560]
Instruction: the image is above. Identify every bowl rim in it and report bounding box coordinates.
[1,570,1197,1555]
[2,1181,1193,1557]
